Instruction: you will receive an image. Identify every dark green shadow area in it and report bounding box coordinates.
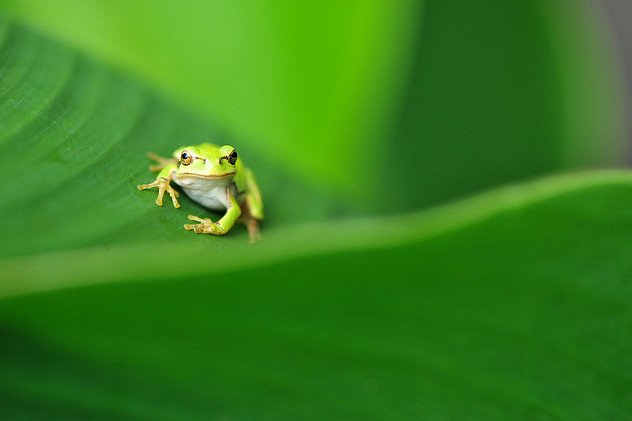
[379,0,621,211]
[0,323,221,419]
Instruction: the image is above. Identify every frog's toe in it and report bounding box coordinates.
[187,215,212,224]
[184,223,207,233]
[168,192,180,208]
[156,189,166,206]
[137,180,158,191]
[156,184,179,208]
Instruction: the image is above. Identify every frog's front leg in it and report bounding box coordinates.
[137,163,181,208]
[184,188,241,236]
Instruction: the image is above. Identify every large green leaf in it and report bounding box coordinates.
[0,18,356,260]
[2,172,632,417]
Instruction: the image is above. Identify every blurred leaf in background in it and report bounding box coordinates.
[2,0,625,209]
[1,0,421,199]
[0,0,631,418]
[383,1,626,210]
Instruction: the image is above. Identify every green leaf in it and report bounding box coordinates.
[2,171,632,417]
[0,18,354,260]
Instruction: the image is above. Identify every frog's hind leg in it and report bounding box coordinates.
[239,197,262,243]
[244,217,261,244]
[236,168,263,243]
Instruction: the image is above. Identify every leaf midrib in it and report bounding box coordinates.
[2,169,631,300]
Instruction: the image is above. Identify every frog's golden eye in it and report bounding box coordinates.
[180,151,193,166]
[228,150,238,165]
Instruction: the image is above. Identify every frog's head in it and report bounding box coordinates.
[172,143,238,180]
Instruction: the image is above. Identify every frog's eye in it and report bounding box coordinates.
[228,150,238,165]
[180,151,193,166]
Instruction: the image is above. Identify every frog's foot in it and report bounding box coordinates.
[245,218,261,244]
[147,152,178,172]
[238,200,261,244]
[137,177,180,208]
[184,215,227,235]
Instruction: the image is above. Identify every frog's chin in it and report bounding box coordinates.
[175,171,236,180]
[173,171,235,189]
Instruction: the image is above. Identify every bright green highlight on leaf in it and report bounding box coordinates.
[0,0,421,193]
[2,169,632,300]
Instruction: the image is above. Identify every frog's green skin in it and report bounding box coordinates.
[137,143,263,242]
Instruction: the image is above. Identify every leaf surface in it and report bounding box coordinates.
[2,172,632,418]
[0,19,354,260]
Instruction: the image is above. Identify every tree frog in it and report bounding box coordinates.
[137,143,263,242]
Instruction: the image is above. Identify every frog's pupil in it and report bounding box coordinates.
[182,153,189,159]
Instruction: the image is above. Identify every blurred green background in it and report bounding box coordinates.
[2,0,627,208]
[1,0,631,417]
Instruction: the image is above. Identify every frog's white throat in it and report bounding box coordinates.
[172,173,235,211]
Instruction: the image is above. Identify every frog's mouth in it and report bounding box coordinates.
[177,171,236,180]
